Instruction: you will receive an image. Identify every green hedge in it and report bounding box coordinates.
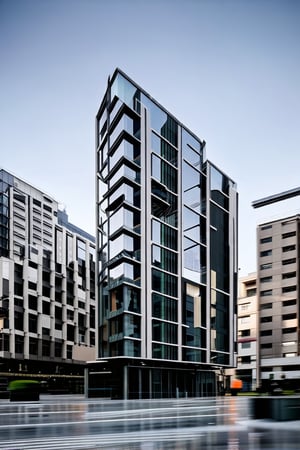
[8,380,40,391]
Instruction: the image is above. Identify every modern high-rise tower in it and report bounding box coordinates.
[91,69,238,399]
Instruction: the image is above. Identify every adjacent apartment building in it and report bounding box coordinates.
[236,273,257,391]
[90,68,239,399]
[257,215,300,389]
[0,169,96,391]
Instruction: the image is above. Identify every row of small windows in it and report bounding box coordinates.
[260,258,297,268]
[260,250,272,257]
[260,219,294,230]
[260,343,296,354]
[261,224,272,231]
[260,272,296,282]
[260,229,296,239]
[260,247,296,258]
[260,285,297,296]
[260,313,297,323]
[260,299,297,310]
[4,336,89,358]
[260,237,272,244]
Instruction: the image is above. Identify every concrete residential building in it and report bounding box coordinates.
[0,169,96,391]
[257,215,300,389]
[236,273,258,391]
[90,68,238,399]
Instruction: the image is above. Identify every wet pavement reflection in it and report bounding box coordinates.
[0,395,299,449]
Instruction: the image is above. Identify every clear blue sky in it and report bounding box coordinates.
[1,0,299,276]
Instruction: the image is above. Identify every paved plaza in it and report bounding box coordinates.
[0,395,299,449]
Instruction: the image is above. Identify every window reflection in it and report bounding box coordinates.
[110,114,133,146]
[110,207,140,236]
[182,348,206,362]
[109,233,140,261]
[184,206,200,229]
[141,94,178,147]
[210,203,229,292]
[124,340,141,357]
[210,289,230,352]
[182,128,201,152]
[182,128,203,167]
[182,162,200,191]
[152,343,178,360]
[110,285,140,313]
[124,314,140,338]
[110,234,133,259]
[152,219,177,250]
[152,244,177,274]
[110,72,141,113]
[152,293,177,322]
[110,138,140,169]
[109,182,140,209]
[109,262,140,286]
[183,237,206,283]
[184,186,200,211]
[124,286,140,312]
[99,140,108,170]
[97,110,107,144]
[184,244,201,272]
[151,154,177,193]
[152,320,177,344]
[210,165,229,209]
[151,186,177,227]
[110,164,139,188]
[152,268,177,297]
[109,98,123,124]
[151,132,177,166]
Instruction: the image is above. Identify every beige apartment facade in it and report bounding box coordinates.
[235,273,258,391]
[257,215,300,389]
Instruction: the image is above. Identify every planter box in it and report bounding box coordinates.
[8,380,40,402]
[10,390,40,402]
[251,396,300,421]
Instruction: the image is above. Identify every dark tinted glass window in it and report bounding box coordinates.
[260,237,272,243]
[260,250,272,257]
[152,269,177,297]
[152,293,177,322]
[210,203,229,292]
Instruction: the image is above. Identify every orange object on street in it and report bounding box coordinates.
[231,379,243,390]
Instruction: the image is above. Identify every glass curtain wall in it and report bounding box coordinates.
[209,164,231,365]
[96,70,237,373]
[97,72,142,358]
[143,93,179,360]
[0,171,14,257]
[181,129,207,363]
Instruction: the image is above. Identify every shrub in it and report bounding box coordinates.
[8,379,40,391]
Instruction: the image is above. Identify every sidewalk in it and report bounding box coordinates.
[242,418,300,431]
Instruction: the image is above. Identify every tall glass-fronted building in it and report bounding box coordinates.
[91,69,238,399]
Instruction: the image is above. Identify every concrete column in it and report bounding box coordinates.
[123,365,128,400]
[149,369,152,399]
[84,367,89,398]
[139,368,142,399]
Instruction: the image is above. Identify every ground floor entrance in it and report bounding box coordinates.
[87,359,217,399]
